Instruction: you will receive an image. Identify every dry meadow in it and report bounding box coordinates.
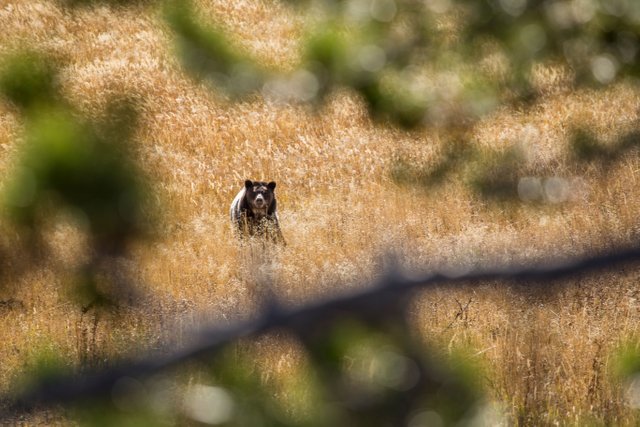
[1,0,640,425]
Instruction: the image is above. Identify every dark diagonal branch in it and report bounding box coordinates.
[3,245,640,417]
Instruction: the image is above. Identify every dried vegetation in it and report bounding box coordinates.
[1,0,640,424]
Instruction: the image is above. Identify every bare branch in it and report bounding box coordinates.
[3,244,640,417]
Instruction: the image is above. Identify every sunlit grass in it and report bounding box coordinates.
[0,0,640,424]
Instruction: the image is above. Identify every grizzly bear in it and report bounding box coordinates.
[230,180,285,244]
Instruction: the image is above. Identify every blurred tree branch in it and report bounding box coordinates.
[1,0,640,424]
[3,244,640,423]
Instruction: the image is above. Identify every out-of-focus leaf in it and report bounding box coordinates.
[164,0,266,97]
[470,147,525,201]
[0,51,152,307]
[293,312,482,426]
[572,128,640,166]
[196,344,327,427]
[392,139,473,187]
[4,105,147,252]
[0,51,57,110]
[11,337,73,406]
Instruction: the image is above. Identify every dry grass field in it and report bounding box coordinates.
[1,0,640,425]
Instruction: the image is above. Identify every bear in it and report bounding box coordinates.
[230,180,285,245]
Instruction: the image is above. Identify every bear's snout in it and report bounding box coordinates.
[254,194,265,207]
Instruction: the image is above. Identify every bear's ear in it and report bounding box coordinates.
[267,181,276,190]
[245,180,253,189]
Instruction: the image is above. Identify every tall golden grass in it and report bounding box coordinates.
[1,0,640,424]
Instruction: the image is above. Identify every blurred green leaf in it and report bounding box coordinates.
[572,128,640,166]
[4,105,147,249]
[164,0,266,97]
[295,314,482,426]
[0,51,57,110]
[0,51,151,308]
[200,343,327,427]
[470,147,525,201]
[392,139,473,187]
[612,339,640,380]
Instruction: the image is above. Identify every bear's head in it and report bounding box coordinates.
[244,180,276,215]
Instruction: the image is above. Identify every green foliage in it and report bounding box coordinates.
[19,337,70,384]
[198,345,323,426]
[392,139,473,187]
[0,51,58,110]
[612,338,640,380]
[572,128,640,166]
[463,0,640,86]
[610,338,640,416]
[2,0,640,425]
[163,0,640,130]
[470,146,528,201]
[65,313,487,426]
[290,310,483,427]
[164,0,267,97]
[14,107,144,244]
[0,51,151,305]
[72,377,173,427]
[10,336,73,407]
[392,140,537,202]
